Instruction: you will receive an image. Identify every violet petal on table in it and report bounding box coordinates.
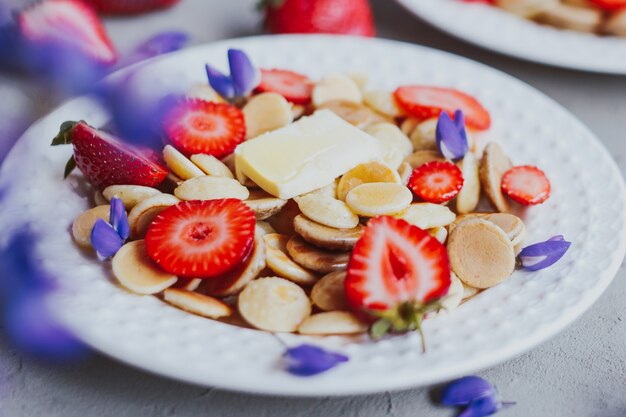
[436,110,469,161]
[519,235,571,271]
[441,376,497,406]
[90,219,124,260]
[109,198,130,241]
[206,64,235,99]
[4,290,86,361]
[283,344,349,376]
[458,395,501,417]
[228,48,260,97]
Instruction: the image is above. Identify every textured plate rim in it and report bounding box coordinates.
[394,0,626,75]
[2,34,626,396]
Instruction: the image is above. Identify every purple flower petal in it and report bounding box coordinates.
[283,344,349,376]
[206,64,234,99]
[90,219,124,259]
[436,110,469,161]
[128,31,188,65]
[109,198,129,241]
[519,236,571,271]
[0,230,53,298]
[228,49,260,97]
[441,376,497,406]
[458,395,501,417]
[3,290,86,361]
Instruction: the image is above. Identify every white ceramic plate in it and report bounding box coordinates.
[1,35,625,396]
[396,0,626,74]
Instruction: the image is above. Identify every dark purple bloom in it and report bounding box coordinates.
[90,198,128,259]
[441,376,496,406]
[205,49,259,101]
[0,230,52,298]
[205,64,234,99]
[436,110,469,161]
[121,31,188,67]
[458,395,501,417]
[519,235,571,271]
[283,344,349,376]
[4,290,86,362]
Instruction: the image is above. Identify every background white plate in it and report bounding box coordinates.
[395,0,626,74]
[1,35,625,396]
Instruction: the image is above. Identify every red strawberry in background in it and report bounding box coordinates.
[85,0,181,15]
[18,0,117,65]
[345,216,451,349]
[51,121,169,189]
[262,0,376,37]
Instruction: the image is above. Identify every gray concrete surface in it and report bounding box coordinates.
[0,0,625,416]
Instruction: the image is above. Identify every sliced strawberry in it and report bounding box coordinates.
[345,216,451,344]
[590,0,626,11]
[51,121,168,189]
[18,0,117,65]
[501,165,551,205]
[85,0,180,15]
[163,99,246,158]
[145,199,256,278]
[408,161,464,204]
[256,69,313,104]
[394,86,491,131]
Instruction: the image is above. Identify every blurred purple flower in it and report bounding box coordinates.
[440,376,515,417]
[436,110,469,161]
[441,376,496,406]
[519,235,571,271]
[0,229,86,361]
[283,344,349,376]
[205,49,260,101]
[90,198,129,259]
[120,31,188,68]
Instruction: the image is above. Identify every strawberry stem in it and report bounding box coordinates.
[51,121,79,146]
[63,155,76,179]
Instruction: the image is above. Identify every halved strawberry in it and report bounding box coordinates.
[408,161,464,204]
[51,121,168,189]
[18,0,117,65]
[256,69,313,104]
[501,165,551,205]
[345,216,451,346]
[590,0,626,11]
[145,199,256,278]
[163,99,246,158]
[85,0,180,14]
[394,86,491,131]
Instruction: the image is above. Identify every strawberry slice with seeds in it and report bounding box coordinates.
[408,161,464,204]
[51,121,168,189]
[18,0,117,65]
[163,99,246,158]
[85,0,180,15]
[345,216,451,347]
[394,86,491,131]
[501,165,551,205]
[145,199,256,278]
[256,69,313,104]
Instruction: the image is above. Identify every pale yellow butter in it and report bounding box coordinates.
[234,110,382,199]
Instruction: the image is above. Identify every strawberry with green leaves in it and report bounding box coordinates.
[345,216,451,349]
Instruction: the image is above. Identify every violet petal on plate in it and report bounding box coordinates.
[228,48,260,97]
[436,110,469,161]
[90,219,124,260]
[519,235,571,271]
[109,198,130,241]
[441,376,497,406]
[206,64,235,99]
[283,344,349,377]
[458,395,501,417]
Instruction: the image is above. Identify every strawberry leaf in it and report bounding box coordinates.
[370,318,392,340]
[63,155,76,179]
[51,121,78,146]
[256,0,285,10]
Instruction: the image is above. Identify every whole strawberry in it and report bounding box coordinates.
[262,0,376,37]
[51,121,169,190]
[85,0,180,15]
